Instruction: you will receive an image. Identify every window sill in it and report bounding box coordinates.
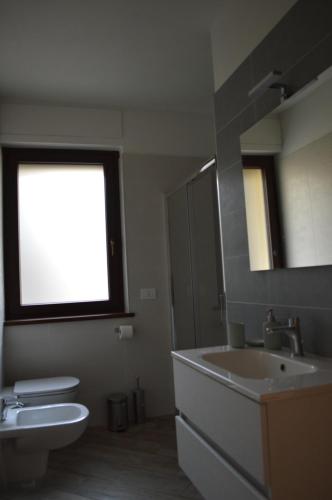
[4,312,135,326]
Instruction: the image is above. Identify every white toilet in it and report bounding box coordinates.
[12,376,80,406]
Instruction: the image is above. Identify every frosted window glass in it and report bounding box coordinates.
[243,168,272,271]
[18,164,109,305]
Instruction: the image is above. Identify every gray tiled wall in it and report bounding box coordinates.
[214,0,332,355]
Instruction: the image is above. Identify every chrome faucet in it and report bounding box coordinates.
[0,395,24,422]
[266,317,304,357]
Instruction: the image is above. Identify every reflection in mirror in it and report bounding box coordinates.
[241,66,332,271]
[242,156,281,271]
[243,166,271,271]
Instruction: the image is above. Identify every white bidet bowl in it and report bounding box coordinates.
[0,402,89,483]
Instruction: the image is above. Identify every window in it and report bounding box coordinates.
[243,167,272,271]
[242,155,282,271]
[3,148,126,322]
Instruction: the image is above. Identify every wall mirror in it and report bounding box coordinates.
[240,65,332,271]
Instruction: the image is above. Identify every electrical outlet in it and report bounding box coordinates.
[140,288,157,300]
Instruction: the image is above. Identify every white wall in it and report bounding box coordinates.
[280,76,332,155]
[0,103,215,157]
[210,0,297,91]
[0,103,212,425]
[275,76,332,268]
[240,116,282,154]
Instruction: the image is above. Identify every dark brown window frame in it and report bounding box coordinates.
[3,147,126,322]
[242,155,283,269]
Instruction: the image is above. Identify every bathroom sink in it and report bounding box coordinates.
[201,349,316,379]
[172,345,332,402]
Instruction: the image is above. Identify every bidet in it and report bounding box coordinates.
[0,396,24,422]
[0,402,89,483]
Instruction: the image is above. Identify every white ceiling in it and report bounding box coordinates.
[0,0,222,113]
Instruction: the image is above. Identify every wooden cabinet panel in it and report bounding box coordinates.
[264,391,332,500]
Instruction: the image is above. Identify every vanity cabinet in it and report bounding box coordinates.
[173,357,332,500]
[176,416,265,500]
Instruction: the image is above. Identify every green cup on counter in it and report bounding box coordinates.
[228,321,245,348]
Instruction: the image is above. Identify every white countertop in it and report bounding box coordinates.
[171,345,332,402]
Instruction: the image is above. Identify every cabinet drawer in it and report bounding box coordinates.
[173,359,264,484]
[176,416,266,500]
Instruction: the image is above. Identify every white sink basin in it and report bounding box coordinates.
[202,349,317,379]
[172,346,332,402]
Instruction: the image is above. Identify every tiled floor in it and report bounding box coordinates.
[2,416,202,500]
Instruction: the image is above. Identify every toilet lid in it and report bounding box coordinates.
[14,376,80,396]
